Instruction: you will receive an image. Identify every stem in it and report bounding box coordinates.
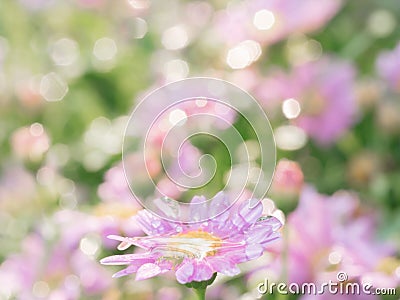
[194,287,206,300]
[185,273,215,300]
[277,225,289,300]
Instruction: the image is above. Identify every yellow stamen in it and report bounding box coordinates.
[161,229,222,258]
[174,229,221,241]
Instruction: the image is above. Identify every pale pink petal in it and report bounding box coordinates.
[239,198,263,223]
[232,198,263,229]
[260,232,281,247]
[207,257,240,276]
[191,261,213,282]
[245,225,274,244]
[190,195,208,222]
[246,216,283,244]
[218,246,247,263]
[175,261,194,284]
[136,263,162,281]
[100,254,155,265]
[209,192,230,218]
[135,210,176,235]
[158,260,174,273]
[112,265,141,278]
[245,244,264,260]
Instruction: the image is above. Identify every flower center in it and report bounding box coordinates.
[156,230,222,259]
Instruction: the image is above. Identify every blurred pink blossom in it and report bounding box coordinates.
[257,57,357,145]
[0,209,142,299]
[277,186,397,288]
[11,123,50,161]
[98,153,160,205]
[376,42,400,92]
[271,159,304,196]
[214,0,342,46]
[0,166,36,209]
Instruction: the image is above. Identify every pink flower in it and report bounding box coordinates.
[0,209,132,299]
[271,159,304,196]
[98,154,160,205]
[214,0,341,46]
[0,166,36,209]
[99,143,203,203]
[376,42,400,92]
[280,186,396,286]
[11,123,50,161]
[248,186,398,300]
[100,193,282,284]
[257,57,357,145]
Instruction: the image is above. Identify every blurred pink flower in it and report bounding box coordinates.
[156,286,183,300]
[99,143,203,202]
[98,151,162,205]
[257,57,357,145]
[279,186,397,288]
[98,163,132,204]
[155,141,202,199]
[19,0,55,11]
[134,86,237,147]
[0,233,111,299]
[101,193,282,284]
[376,42,400,92]
[0,208,144,299]
[0,166,36,209]
[11,123,50,161]
[271,159,304,196]
[214,0,342,46]
[156,177,183,200]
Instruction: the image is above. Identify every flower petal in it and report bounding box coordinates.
[245,244,264,260]
[100,254,155,265]
[239,198,263,223]
[209,192,230,219]
[175,261,194,284]
[245,226,273,244]
[246,216,282,244]
[158,259,174,273]
[190,195,208,222]
[207,257,240,276]
[260,232,281,247]
[112,264,141,278]
[232,198,263,231]
[135,210,176,235]
[136,263,162,281]
[192,261,213,282]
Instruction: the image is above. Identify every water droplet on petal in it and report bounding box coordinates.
[152,219,161,228]
[257,216,272,222]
